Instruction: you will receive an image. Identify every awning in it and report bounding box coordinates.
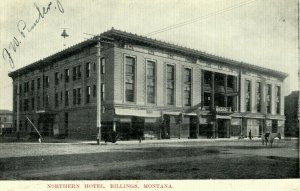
[162,111,181,116]
[115,108,161,118]
[216,115,231,119]
[242,113,265,119]
[266,115,285,120]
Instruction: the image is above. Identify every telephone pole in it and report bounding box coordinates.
[96,36,102,145]
[84,33,114,145]
[16,76,20,140]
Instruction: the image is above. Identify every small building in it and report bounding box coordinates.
[8,28,288,140]
[0,110,13,135]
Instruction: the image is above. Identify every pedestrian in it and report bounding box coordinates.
[249,130,252,140]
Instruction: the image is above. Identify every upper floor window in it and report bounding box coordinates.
[266,84,272,114]
[86,62,91,78]
[184,68,191,106]
[73,67,77,81]
[86,86,91,103]
[65,69,70,83]
[77,65,82,79]
[275,86,281,114]
[19,84,22,96]
[43,76,49,88]
[125,57,135,102]
[227,76,235,90]
[203,71,212,86]
[24,82,29,93]
[45,95,49,107]
[245,80,251,112]
[101,58,105,74]
[101,83,105,101]
[31,80,35,91]
[256,82,261,112]
[215,73,225,87]
[77,88,81,105]
[37,78,41,89]
[73,89,77,105]
[147,61,156,104]
[55,92,59,108]
[166,64,175,105]
[93,84,96,97]
[24,99,29,111]
[31,97,35,110]
[55,72,59,85]
[65,90,69,106]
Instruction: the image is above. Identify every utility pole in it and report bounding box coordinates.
[96,36,102,145]
[16,77,20,140]
[84,32,114,145]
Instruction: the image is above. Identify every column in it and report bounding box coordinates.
[211,72,215,110]
[224,75,228,107]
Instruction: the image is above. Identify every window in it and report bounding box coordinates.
[166,65,175,105]
[125,57,135,102]
[275,86,280,114]
[37,78,41,89]
[203,71,212,86]
[77,88,81,105]
[245,80,251,112]
[101,58,105,74]
[19,84,22,96]
[19,100,22,112]
[227,76,235,90]
[73,67,77,81]
[44,76,49,88]
[37,95,40,109]
[31,97,35,110]
[65,90,69,106]
[65,69,70,82]
[24,99,29,111]
[184,68,191,106]
[60,91,63,103]
[93,85,96,97]
[24,82,29,93]
[266,84,271,113]
[101,83,105,101]
[45,95,49,107]
[147,61,156,104]
[93,62,96,71]
[31,80,35,91]
[256,82,261,112]
[77,65,81,79]
[55,92,59,108]
[86,62,91,78]
[73,89,77,105]
[55,72,59,85]
[86,86,91,103]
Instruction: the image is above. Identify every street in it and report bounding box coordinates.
[0,138,298,179]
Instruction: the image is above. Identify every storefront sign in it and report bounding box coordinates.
[215,106,232,113]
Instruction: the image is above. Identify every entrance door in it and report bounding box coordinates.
[217,119,230,138]
[189,116,198,138]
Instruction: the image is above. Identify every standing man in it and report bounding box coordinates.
[249,130,252,140]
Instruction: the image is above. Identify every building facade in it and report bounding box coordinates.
[9,28,287,140]
[0,110,13,135]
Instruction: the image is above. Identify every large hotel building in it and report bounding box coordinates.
[9,28,287,140]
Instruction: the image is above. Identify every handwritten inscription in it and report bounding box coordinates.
[2,0,64,69]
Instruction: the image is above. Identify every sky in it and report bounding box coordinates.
[0,0,298,110]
